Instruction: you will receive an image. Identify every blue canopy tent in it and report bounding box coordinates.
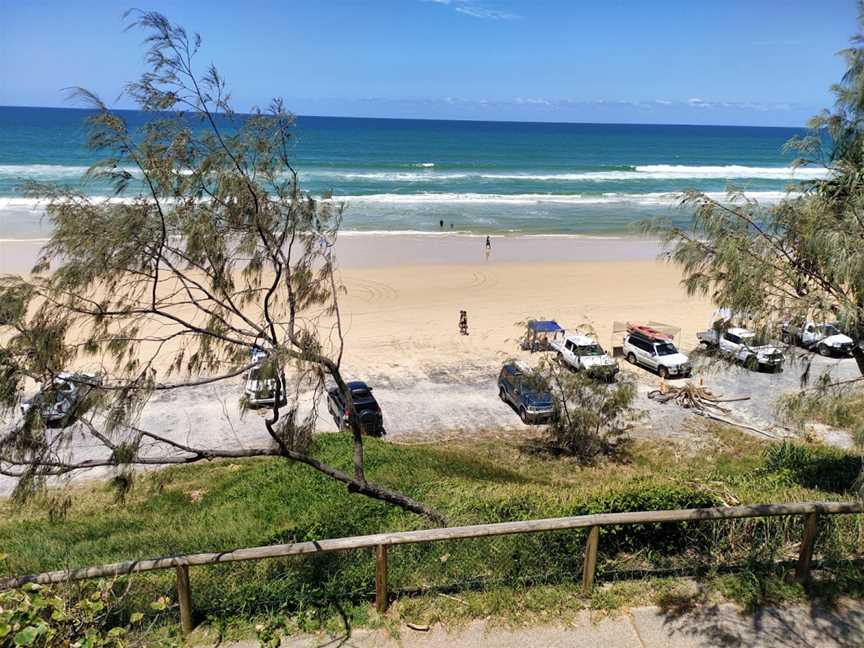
[522,320,564,352]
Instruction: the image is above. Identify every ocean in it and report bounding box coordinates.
[0,106,820,239]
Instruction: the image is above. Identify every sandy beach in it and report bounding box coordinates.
[0,234,713,373]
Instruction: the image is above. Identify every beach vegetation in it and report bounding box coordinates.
[649,5,864,448]
[0,576,165,648]
[0,431,861,638]
[0,12,442,522]
[540,361,638,463]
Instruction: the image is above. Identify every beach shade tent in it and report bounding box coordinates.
[610,321,682,357]
[522,320,565,352]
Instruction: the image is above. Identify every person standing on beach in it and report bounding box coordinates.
[485,235,491,251]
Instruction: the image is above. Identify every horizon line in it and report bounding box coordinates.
[0,103,808,131]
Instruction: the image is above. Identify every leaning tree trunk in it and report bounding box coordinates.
[851,344,864,378]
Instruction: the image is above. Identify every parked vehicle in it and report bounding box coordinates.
[521,319,565,353]
[781,320,855,357]
[697,326,784,371]
[327,381,385,437]
[623,324,691,379]
[20,372,102,427]
[244,354,287,408]
[497,361,555,424]
[551,333,619,381]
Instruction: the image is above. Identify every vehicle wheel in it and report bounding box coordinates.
[744,355,759,371]
[781,332,791,345]
[519,408,529,424]
[627,353,637,365]
[499,386,507,401]
[818,343,831,357]
[658,366,669,379]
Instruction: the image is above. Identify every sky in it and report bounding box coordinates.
[0,0,859,126]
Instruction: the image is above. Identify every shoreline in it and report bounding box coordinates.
[0,233,666,273]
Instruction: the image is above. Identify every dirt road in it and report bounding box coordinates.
[0,346,859,496]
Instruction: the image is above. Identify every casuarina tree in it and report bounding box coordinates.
[651,2,864,381]
[0,11,444,523]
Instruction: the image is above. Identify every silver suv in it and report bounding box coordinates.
[623,331,691,379]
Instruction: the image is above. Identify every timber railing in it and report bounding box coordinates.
[1,500,862,635]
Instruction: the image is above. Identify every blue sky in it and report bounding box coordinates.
[0,0,858,126]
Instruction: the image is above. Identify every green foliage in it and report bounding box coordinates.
[541,362,639,463]
[2,432,859,635]
[0,580,151,648]
[762,441,861,493]
[778,381,864,450]
[649,6,864,393]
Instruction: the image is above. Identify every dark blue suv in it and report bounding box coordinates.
[327,381,385,437]
[497,362,555,424]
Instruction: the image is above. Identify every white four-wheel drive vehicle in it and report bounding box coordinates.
[781,321,854,357]
[697,326,784,372]
[623,325,691,379]
[244,349,287,408]
[551,333,619,381]
[20,372,102,427]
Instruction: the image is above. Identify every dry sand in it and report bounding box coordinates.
[331,235,714,376]
[0,234,715,378]
[0,234,715,375]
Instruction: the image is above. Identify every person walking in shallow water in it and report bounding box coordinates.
[439,219,444,229]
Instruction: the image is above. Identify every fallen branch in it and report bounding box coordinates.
[695,411,785,440]
[647,382,749,413]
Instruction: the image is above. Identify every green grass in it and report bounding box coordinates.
[1,426,862,641]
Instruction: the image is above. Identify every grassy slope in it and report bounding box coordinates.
[0,426,862,638]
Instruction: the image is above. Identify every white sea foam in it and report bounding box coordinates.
[0,163,829,183]
[331,190,793,206]
[304,165,828,182]
[0,189,795,212]
[0,196,139,209]
[0,164,93,179]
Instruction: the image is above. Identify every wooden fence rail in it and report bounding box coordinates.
[2,500,861,635]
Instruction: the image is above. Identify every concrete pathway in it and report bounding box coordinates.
[211,600,864,647]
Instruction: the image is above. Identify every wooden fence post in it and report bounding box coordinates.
[582,525,599,594]
[375,544,389,613]
[795,512,819,582]
[175,565,194,635]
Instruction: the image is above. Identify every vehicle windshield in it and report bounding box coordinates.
[351,389,374,402]
[820,324,841,336]
[655,342,678,356]
[576,344,604,356]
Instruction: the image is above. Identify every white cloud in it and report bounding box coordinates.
[423,0,520,20]
[350,95,798,115]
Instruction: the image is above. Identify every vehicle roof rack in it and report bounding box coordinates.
[627,323,673,343]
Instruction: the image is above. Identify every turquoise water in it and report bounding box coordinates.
[0,106,819,237]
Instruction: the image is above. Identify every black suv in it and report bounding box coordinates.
[326,381,385,437]
[498,362,555,424]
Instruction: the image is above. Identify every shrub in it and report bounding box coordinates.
[761,441,861,493]
[0,574,158,648]
[542,364,639,463]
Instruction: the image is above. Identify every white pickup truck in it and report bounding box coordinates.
[551,333,620,381]
[780,321,854,357]
[696,326,784,372]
